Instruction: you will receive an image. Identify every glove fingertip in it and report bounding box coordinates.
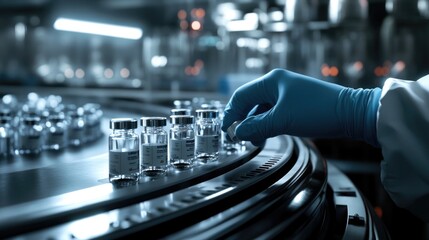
[235,116,261,141]
[221,115,238,132]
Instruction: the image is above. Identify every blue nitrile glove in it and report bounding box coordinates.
[222,69,382,147]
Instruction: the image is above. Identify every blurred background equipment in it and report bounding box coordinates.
[1,0,429,239]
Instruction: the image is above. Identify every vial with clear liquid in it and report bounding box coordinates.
[140,117,168,177]
[0,117,14,158]
[44,114,68,150]
[109,118,140,183]
[84,103,103,142]
[195,109,220,162]
[169,115,195,169]
[67,108,85,146]
[15,116,43,155]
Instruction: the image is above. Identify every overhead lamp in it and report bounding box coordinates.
[53,18,143,40]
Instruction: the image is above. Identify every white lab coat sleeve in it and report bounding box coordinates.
[377,75,429,222]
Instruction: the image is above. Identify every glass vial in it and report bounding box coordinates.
[0,117,14,159]
[140,117,168,177]
[195,109,220,162]
[169,115,195,169]
[44,114,68,150]
[67,108,85,146]
[84,103,103,142]
[109,118,140,183]
[15,116,43,155]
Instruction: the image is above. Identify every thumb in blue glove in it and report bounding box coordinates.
[221,69,381,147]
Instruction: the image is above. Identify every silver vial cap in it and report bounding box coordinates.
[227,121,242,142]
[170,115,194,125]
[171,108,191,116]
[0,116,12,124]
[48,114,66,123]
[0,109,12,117]
[23,116,41,125]
[110,118,138,129]
[196,109,219,119]
[140,117,167,127]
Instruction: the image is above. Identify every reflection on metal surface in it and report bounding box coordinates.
[386,0,429,20]
[14,22,26,41]
[69,213,111,239]
[284,0,318,23]
[55,184,114,206]
[290,189,309,210]
[329,0,368,25]
[203,186,235,200]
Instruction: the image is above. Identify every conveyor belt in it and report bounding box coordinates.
[0,97,389,239]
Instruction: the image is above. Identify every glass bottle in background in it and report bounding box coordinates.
[169,115,195,169]
[140,117,168,177]
[44,114,68,150]
[83,103,103,142]
[0,109,17,137]
[67,107,85,146]
[15,116,43,155]
[0,117,14,159]
[2,94,19,112]
[109,118,140,183]
[0,109,12,118]
[195,109,220,162]
[192,97,207,111]
[94,106,103,139]
[173,100,192,110]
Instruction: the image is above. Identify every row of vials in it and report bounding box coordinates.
[108,108,242,183]
[0,93,103,157]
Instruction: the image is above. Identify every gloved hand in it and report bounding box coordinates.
[222,69,382,146]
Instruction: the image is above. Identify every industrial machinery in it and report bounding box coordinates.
[5,0,428,238]
[0,91,389,239]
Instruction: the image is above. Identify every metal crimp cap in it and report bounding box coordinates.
[171,108,192,116]
[170,115,194,125]
[110,118,138,129]
[0,116,12,124]
[23,116,41,125]
[140,117,167,127]
[196,109,219,119]
[227,121,242,142]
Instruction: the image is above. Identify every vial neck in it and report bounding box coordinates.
[198,117,218,122]
[113,129,134,134]
[144,126,164,131]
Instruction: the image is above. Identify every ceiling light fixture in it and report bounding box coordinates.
[53,18,143,40]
